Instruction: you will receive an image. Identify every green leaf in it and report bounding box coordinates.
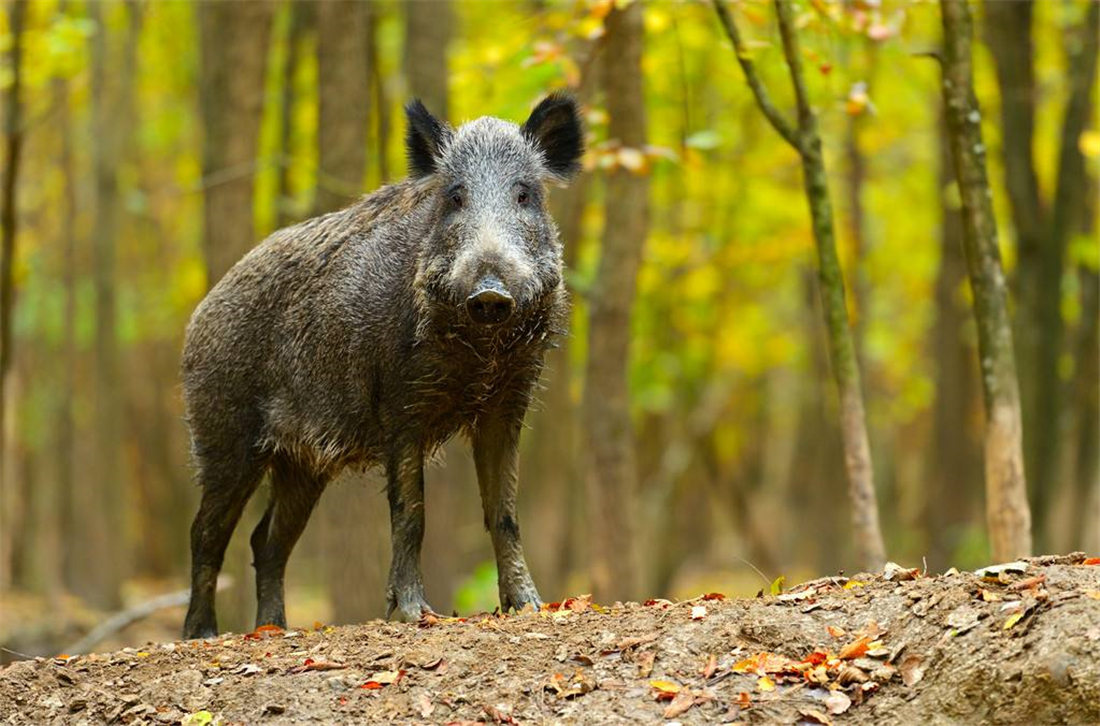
[770,575,786,596]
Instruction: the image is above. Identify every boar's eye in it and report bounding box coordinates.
[447,186,464,209]
[516,183,531,206]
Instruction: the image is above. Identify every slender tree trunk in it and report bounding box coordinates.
[940,0,1032,561]
[984,1,1099,548]
[711,0,887,570]
[368,4,391,184]
[1070,265,1098,550]
[404,0,452,121]
[314,0,370,216]
[312,0,377,625]
[79,0,141,610]
[52,55,79,606]
[583,0,647,602]
[0,0,27,592]
[927,113,981,569]
[277,1,313,229]
[197,0,274,287]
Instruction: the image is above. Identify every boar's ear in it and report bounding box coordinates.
[522,92,584,182]
[405,99,452,177]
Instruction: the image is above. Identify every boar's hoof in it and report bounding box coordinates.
[386,591,435,623]
[500,585,543,614]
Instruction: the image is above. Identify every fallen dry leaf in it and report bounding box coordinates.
[691,605,707,620]
[481,703,517,724]
[662,690,697,719]
[702,592,726,601]
[827,625,847,639]
[837,664,869,685]
[799,707,833,725]
[416,693,434,719]
[899,654,924,687]
[649,680,681,701]
[839,636,872,660]
[701,653,718,679]
[360,669,405,689]
[288,659,347,675]
[1007,574,1046,592]
[824,689,852,715]
[635,650,656,677]
[757,675,775,692]
[1082,557,1100,565]
[884,562,919,581]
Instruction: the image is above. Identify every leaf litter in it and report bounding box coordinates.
[1,559,1097,725]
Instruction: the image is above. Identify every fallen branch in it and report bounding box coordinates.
[65,576,233,655]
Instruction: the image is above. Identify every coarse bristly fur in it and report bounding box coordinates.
[181,94,585,639]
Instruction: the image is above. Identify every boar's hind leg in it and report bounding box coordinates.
[473,412,542,613]
[385,447,434,622]
[183,453,267,640]
[251,455,327,629]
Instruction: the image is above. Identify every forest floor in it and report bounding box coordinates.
[1,554,1097,726]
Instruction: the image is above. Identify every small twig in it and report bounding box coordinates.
[710,0,801,151]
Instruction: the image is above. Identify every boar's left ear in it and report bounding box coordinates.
[405,99,452,177]
[522,92,584,182]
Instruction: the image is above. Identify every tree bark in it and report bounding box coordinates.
[197,0,274,287]
[927,112,981,569]
[583,0,647,603]
[78,0,142,609]
[939,0,1032,561]
[403,0,452,121]
[711,0,887,570]
[276,1,314,229]
[314,0,370,216]
[984,0,1099,548]
[1070,265,1098,550]
[52,49,78,606]
[0,0,27,591]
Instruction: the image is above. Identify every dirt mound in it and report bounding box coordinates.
[2,555,1097,725]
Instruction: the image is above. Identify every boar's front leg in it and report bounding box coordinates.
[473,411,542,613]
[385,445,435,622]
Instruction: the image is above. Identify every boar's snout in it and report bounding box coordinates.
[466,276,514,326]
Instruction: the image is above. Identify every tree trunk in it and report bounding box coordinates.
[368,4,391,184]
[583,0,647,603]
[711,0,886,571]
[774,0,886,573]
[197,0,274,287]
[276,1,314,229]
[939,0,1032,561]
[984,0,1099,549]
[314,0,370,216]
[403,0,452,121]
[927,113,981,569]
[0,0,27,592]
[78,0,142,610]
[1070,265,1098,550]
[51,52,78,606]
[312,0,378,625]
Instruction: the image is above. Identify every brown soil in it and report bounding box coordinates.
[2,554,1098,726]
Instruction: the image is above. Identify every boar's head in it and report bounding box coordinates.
[407,93,584,330]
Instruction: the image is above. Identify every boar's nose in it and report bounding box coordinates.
[466,276,514,325]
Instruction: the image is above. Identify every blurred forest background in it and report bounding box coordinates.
[0,0,1097,657]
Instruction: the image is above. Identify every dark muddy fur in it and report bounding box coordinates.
[181,95,583,639]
